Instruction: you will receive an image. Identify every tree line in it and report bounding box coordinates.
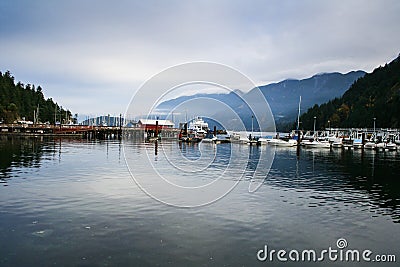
[0,71,74,124]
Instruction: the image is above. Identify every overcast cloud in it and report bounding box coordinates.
[1,0,399,117]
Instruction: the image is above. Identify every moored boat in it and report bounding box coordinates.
[257,137,270,145]
[386,142,397,151]
[376,142,386,151]
[229,132,249,144]
[331,138,343,148]
[364,141,376,150]
[266,138,297,147]
[188,117,209,137]
[303,140,331,148]
[180,133,202,143]
[201,136,217,143]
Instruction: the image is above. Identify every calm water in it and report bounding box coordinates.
[0,136,399,266]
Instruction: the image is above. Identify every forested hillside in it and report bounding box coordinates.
[0,71,73,124]
[298,55,400,130]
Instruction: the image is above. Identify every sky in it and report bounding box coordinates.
[1,0,399,120]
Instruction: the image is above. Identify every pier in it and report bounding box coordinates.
[0,123,180,140]
[0,124,122,139]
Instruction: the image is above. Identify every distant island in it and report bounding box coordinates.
[298,54,400,130]
[0,71,74,124]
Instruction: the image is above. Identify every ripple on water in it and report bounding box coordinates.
[0,138,399,266]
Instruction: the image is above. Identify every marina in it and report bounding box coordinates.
[1,121,400,151]
[296,127,400,151]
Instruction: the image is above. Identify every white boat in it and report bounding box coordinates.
[257,137,269,145]
[303,140,331,148]
[300,138,314,146]
[386,142,397,151]
[330,138,343,148]
[188,117,209,136]
[229,132,249,143]
[331,142,343,148]
[267,138,297,147]
[201,136,217,143]
[364,142,376,150]
[376,142,386,151]
[229,132,241,142]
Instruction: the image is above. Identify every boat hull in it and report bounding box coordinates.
[267,139,297,147]
[303,141,331,148]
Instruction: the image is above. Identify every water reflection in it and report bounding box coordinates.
[0,136,52,183]
[0,137,399,266]
[1,137,399,222]
[269,147,400,222]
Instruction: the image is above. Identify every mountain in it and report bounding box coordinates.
[298,55,400,130]
[0,71,73,124]
[254,71,366,123]
[156,71,366,131]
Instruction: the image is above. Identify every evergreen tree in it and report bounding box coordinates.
[298,55,400,129]
[0,71,72,124]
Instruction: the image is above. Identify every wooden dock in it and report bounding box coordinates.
[0,124,179,140]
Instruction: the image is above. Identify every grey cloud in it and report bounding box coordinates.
[1,0,399,115]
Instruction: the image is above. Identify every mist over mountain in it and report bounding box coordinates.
[156,71,366,131]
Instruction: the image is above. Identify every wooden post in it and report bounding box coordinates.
[155,120,159,139]
[118,113,122,139]
[296,130,301,158]
[297,130,301,146]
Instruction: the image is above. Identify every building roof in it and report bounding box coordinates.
[138,119,175,127]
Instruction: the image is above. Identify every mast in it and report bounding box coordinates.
[185,109,188,123]
[36,104,39,123]
[251,115,254,135]
[297,96,301,131]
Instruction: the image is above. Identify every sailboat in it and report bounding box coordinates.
[303,119,331,149]
[247,115,258,145]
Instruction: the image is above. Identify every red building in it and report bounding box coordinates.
[137,119,175,130]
